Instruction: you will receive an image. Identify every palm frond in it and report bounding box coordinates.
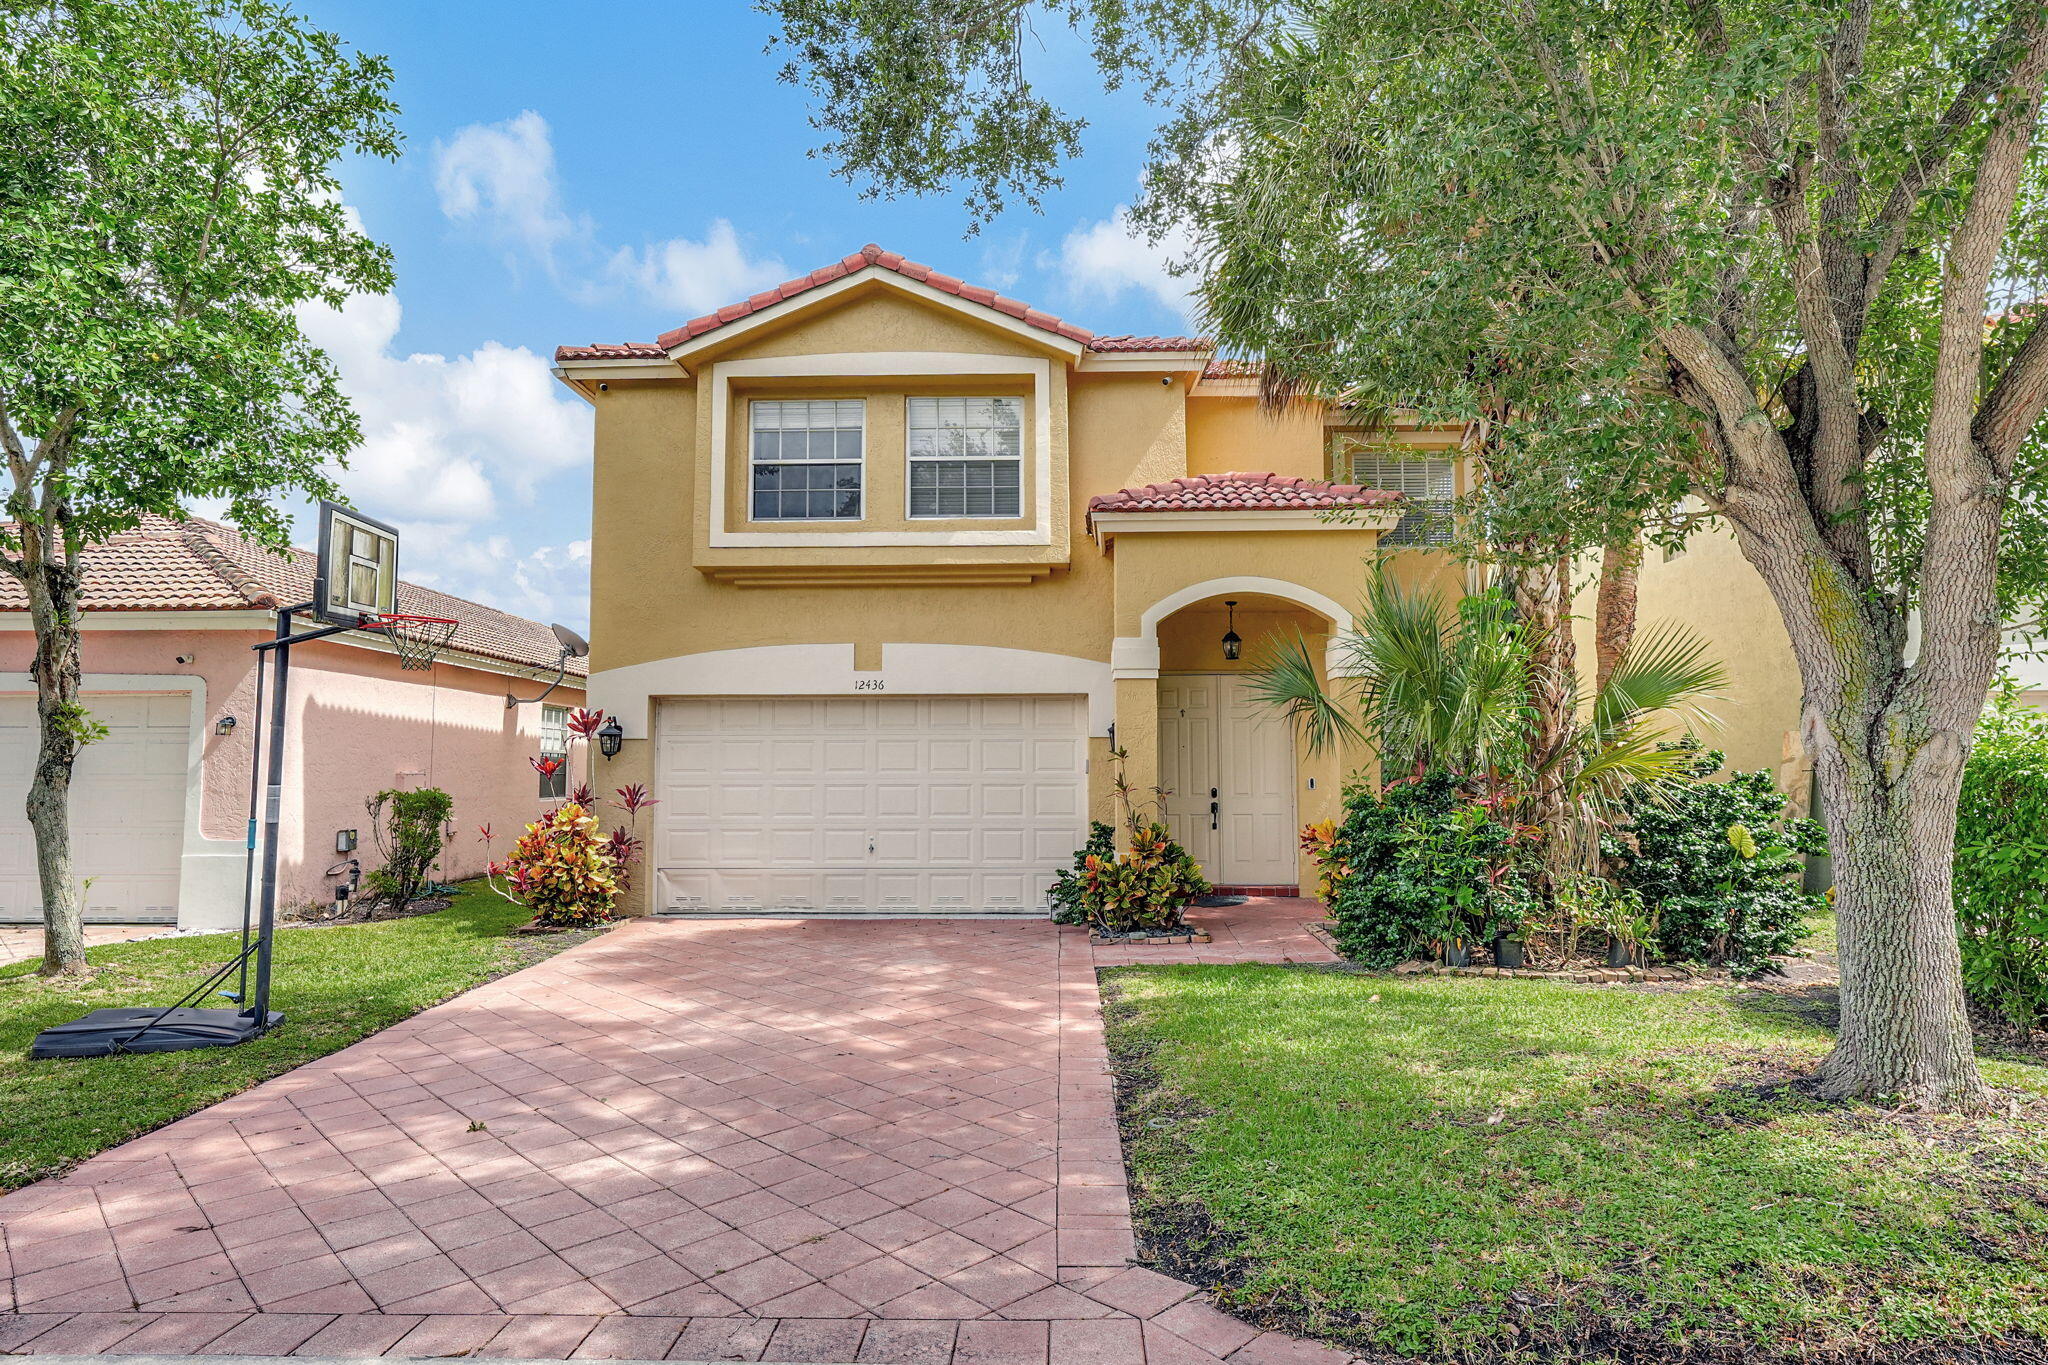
[1243,629,1363,754]
[1590,620,1726,737]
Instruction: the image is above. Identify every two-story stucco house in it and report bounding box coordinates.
[557,244,1483,917]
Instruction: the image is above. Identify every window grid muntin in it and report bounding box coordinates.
[751,399,864,521]
[1341,446,1456,546]
[907,396,1023,519]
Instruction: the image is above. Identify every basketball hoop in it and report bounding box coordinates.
[362,613,458,670]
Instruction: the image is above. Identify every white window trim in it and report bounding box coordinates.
[745,397,869,524]
[904,395,1025,521]
[707,353,1054,547]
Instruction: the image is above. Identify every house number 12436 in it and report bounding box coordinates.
[854,678,886,691]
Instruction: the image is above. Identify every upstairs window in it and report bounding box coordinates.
[907,396,1023,518]
[751,399,864,520]
[1342,446,1456,546]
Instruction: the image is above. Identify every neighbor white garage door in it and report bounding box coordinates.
[653,695,1086,914]
[0,693,189,923]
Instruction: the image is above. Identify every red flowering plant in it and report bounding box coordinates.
[480,804,619,929]
[604,783,660,893]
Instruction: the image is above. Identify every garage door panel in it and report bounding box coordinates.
[654,694,1084,915]
[0,693,187,923]
[928,739,972,772]
[875,784,921,817]
[875,740,920,772]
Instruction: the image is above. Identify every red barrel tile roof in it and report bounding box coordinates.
[0,515,585,676]
[556,244,1215,363]
[1087,472,1403,518]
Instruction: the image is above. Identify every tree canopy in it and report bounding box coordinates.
[0,0,399,554]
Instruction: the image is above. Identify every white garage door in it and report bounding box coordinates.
[653,695,1086,914]
[0,694,188,923]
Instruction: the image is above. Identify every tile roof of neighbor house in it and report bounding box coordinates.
[0,515,586,677]
[555,244,1212,362]
[1088,472,1404,518]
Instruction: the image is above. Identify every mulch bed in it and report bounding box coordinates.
[287,895,452,926]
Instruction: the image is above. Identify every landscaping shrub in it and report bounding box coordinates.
[1077,822,1210,933]
[491,802,620,928]
[1604,742,1825,975]
[363,786,454,910]
[1955,688,2048,1030]
[1323,772,1527,966]
[1051,821,1116,924]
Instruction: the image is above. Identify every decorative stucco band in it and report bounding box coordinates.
[589,643,1116,735]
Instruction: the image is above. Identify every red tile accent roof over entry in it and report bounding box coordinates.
[555,244,1214,362]
[1087,471,1403,518]
[0,515,586,676]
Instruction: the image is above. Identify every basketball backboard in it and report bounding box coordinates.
[313,500,398,626]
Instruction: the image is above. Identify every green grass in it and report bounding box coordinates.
[0,882,592,1191]
[1106,966,2048,1361]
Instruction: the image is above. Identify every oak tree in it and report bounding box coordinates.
[0,0,398,973]
[771,0,2048,1107]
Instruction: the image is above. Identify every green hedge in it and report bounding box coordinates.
[1956,690,2048,1030]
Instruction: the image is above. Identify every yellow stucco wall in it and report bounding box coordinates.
[1185,396,1327,478]
[1575,521,1808,793]
[582,284,1461,908]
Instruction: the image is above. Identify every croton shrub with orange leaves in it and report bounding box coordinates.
[489,802,619,928]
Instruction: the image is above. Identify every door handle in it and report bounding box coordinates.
[1210,799,1219,831]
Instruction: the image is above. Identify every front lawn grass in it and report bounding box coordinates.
[0,882,591,1191]
[1106,965,2048,1363]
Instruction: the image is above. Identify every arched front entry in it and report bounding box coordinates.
[1110,576,1360,894]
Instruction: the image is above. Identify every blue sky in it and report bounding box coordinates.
[283,3,1199,633]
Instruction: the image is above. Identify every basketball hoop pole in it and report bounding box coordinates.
[245,600,358,1030]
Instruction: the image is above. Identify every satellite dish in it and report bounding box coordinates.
[550,623,590,658]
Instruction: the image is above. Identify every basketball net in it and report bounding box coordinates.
[363,613,459,670]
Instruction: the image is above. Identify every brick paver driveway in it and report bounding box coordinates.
[0,906,1344,1364]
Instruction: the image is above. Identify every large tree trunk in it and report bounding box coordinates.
[1593,533,1641,692]
[1810,721,1987,1108]
[25,556,88,977]
[1719,475,1995,1110]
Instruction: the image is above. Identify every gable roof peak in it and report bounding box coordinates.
[556,242,1214,363]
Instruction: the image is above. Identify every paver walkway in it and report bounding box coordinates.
[0,902,1346,1364]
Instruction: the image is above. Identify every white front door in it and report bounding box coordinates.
[652,694,1086,914]
[1158,675,1297,886]
[0,693,189,923]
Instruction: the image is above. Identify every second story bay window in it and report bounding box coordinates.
[751,399,863,520]
[908,396,1023,518]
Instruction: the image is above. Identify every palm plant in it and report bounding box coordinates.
[1246,569,1725,876]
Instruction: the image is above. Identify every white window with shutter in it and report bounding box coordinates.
[1340,443,1456,546]
[906,396,1023,518]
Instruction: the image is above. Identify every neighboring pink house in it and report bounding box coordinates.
[0,516,587,930]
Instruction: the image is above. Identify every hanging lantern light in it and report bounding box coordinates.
[1221,600,1242,661]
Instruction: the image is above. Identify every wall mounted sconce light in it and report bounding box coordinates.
[214,715,237,737]
[596,716,625,759]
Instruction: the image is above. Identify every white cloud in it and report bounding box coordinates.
[396,532,591,632]
[1054,207,1199,324]
[435,113,784,313]
[299,292,590,519]
[433,111,590,276]
[602,220,788,314]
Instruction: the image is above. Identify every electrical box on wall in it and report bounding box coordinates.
[335,829,358,854]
